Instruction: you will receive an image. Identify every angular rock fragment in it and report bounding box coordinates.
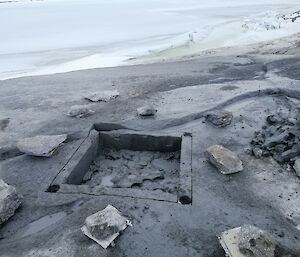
[205,111,233,127]
[137,106,157,117]
[81,205,132,249]
[205,145,243,174]
[67,105,94,118]
[218,225,276,257]
[0,179,22,225]
[84,90,120,102]
[293,158,300,177]
[17,134,67,157]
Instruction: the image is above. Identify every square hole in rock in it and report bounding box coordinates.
[50,129,192,204]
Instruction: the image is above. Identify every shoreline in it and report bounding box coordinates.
[1,0,299,80]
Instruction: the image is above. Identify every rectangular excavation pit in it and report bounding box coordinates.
[49,129,192,204]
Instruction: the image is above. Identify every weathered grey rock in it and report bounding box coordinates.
[252,147,263,158]
[81,205,132,249]
[205,111,233,127]
[67,105,94,118]
[84,90,120,102]
[293,158,300,177]
[238,225,276,257]
[218,225,276,257]
[17,134,67,157]
[137,106,157,117]
[205,145,243,174]
[0,118,10,131]
[0,179,22,225]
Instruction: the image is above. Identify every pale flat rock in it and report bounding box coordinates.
[0,179,22,225]
[205,145,243,174]
[17,134,67,157]
[67,105,94,118]
[293,158,300,177]
[84,90,120,102]
[137,106,157,117]
[218,227,246,257]
[218,225,276,257]
[81,205,132,249]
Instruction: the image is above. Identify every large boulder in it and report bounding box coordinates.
[0,179,22,225]
[81,205,132,248]
[205,111,233,127]
[17,134,67,157]
[84,90,120,102]
[205,145,243,174]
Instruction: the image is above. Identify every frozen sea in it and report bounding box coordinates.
[0,0,299,79]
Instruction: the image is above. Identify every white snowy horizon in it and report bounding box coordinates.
[0,0,299,80]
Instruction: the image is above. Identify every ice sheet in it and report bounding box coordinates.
[0,0,299,79]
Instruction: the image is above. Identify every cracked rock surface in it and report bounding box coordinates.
[84,149,180,194]
[238,225,276,257]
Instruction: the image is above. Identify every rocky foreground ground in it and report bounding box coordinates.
[0,34,300,257]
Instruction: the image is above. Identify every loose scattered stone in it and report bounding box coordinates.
[0,118,10,131]
[67,105,94,118]
[0,179,22,225]
[251,110,300,163]
[293,158,300,177]
[137,106,157,117]
[218,225,276,257]
[205,110,233,127]
[205,145,243,174]
[17,134,67,157]
[81,205,132,249]
[84,90,120,102]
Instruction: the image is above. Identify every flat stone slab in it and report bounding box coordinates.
[81,205,131,249]
[84,90,120,102]
[17,134,67,157]
[205,145,243,174]
[137,106,157,116]
[205,111,233,127]
[67,105,94,118]
[0,179,22,225]
[218,225,276,257]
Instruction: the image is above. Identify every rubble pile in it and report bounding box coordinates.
[251,112,300,164]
